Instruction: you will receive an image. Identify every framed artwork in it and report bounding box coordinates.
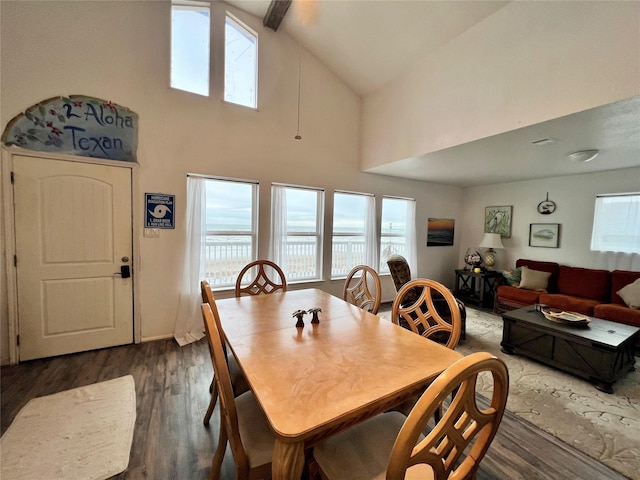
[529,223,560,248]
[484,205,512,238]
[427,218,455,246]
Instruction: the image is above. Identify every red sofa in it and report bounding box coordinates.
[495,259,640,330]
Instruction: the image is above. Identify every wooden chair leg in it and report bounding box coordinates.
[209,376,214,393]
[210,421,228,480]
[204,383,218,426]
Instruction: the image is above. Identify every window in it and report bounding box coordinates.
[270,184,324,282]
[203,177,258,287]
[171,1,210,96]
[591,193,640,253]
[225,14,258,109]
[379,197,417,274]
[331,192,377,278]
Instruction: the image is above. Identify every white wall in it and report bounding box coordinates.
[362,1,640,169]
[0,1,463,362]
[458,168,640,272]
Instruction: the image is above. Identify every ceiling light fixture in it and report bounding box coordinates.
[568,150,599,162]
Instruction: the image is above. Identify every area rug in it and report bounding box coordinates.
[379,307,640,479]
[1,375,137,480]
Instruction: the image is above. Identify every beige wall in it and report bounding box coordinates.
[362,1,640,169]
[0,1,463,363]
[458,168,640,272]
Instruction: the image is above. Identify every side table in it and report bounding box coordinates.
[454,269,501,310]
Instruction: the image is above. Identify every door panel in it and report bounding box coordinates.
[13,155,133,360]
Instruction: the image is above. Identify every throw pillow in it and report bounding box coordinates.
[617,278,640,309]
[518,266,551,291]
[502,267,522,286]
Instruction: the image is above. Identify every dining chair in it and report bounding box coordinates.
[235,260,287,297]
[392,279,463,349]
[342,265,382,314]
[387,255,467,339]
[311,351,509,480]
[200,281,250,426]
[201,303,275,480]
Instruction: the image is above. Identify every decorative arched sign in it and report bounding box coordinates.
[2,95,138,162]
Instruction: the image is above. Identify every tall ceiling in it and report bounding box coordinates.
[224,0,640,187]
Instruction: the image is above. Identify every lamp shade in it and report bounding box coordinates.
[478,232,504,249]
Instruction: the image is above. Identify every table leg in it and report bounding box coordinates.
[273,438,305,480]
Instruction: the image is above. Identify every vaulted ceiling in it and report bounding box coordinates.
[225,0,640,187]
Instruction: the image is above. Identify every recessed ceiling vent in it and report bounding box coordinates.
[531,137,558,146]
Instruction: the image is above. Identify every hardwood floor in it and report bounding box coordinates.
[1,338,629,480]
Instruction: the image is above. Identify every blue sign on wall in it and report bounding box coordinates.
[145,193,175,229]
[1,95,138,162]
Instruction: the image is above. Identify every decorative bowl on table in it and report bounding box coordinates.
[541,307,591,327]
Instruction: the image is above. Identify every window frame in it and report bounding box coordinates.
[170,0,211,97]
[224,12,259,109]
[590,192,640,254]
[331,191,374,279]
[271,184,324,283]
[379,196,416,274]
[202,176,259,289]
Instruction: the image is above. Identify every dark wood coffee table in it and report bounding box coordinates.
[501,306,638,393]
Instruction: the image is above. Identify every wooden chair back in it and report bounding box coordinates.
[391,279,462,349]
[387,352,509,480]
[235,260,287,297]
[201,303,252,475]
[342,265,382,314]
[201,279,214,305]
[201,280,228,350]
[199,280,221,426]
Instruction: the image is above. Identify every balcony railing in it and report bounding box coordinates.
[204,236,405,286]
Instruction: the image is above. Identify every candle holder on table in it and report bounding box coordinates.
[308,307,322,324]
[292,310,306,328]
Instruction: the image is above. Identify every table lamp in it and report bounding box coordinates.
[479,233,504,270]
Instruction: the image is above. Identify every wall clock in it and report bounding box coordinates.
[537,192,556,215]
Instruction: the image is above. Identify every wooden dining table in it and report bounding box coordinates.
[215,288,463,480]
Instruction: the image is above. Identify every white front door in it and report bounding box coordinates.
[13,155,133,360]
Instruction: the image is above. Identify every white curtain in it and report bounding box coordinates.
[269,184,288,272]
[364,194,378,269]
[592,252,640,271]
[590,194,640,271]
[405,199,417,278]
[173,176,207,346]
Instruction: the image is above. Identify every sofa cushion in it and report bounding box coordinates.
[515,259,559,291]
[519,266,551,291]
[557,265,610,302]
[502,267,522,286]
[594,303,640,328]
[610,270,640,305]
[617,278,640,309]
[496,285,541,305]
[538,294,599,316]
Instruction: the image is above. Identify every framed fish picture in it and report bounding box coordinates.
[529,223,560,248]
